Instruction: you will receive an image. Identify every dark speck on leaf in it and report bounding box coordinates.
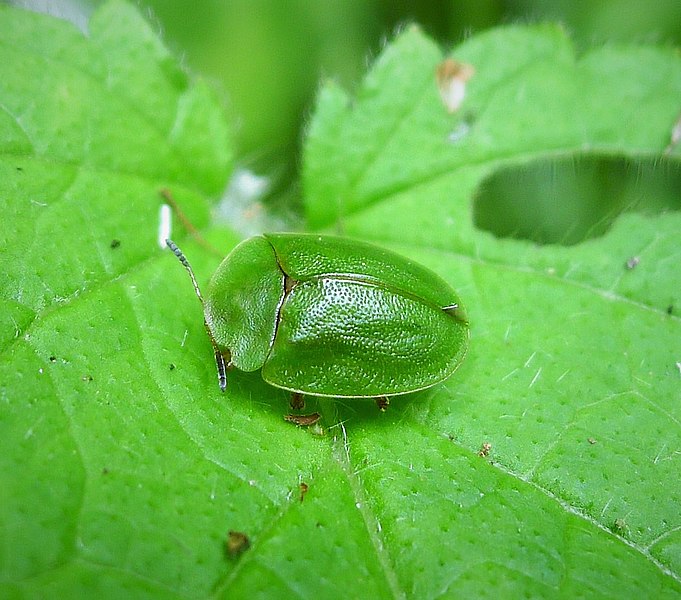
[478,442,492,457]
[612,518,628,534]
[625,256,640,270]
[225,530,250,559]
[110,239,121,249]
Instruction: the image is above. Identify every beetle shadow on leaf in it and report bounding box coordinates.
[222,370,294,415]
[197,367,435,428]
[327,392,424,430]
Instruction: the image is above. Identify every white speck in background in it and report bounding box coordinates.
[158,203,171,249]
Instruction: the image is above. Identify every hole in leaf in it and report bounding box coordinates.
[474,155,681,246]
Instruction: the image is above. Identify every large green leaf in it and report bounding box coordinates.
[1,4,680,599]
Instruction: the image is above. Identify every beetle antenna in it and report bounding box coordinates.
[166,239,205,303]
[166,238,229,392]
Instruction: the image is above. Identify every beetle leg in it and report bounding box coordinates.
[375,396,390,411]
[290,392,305,411]
[284,412,321,427]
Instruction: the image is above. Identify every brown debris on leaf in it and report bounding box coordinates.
[436,58,475,113]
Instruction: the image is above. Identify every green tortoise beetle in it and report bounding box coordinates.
[167,234,469,406]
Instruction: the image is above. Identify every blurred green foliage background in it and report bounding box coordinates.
[11,0,681,239]
[12,0,681,182]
